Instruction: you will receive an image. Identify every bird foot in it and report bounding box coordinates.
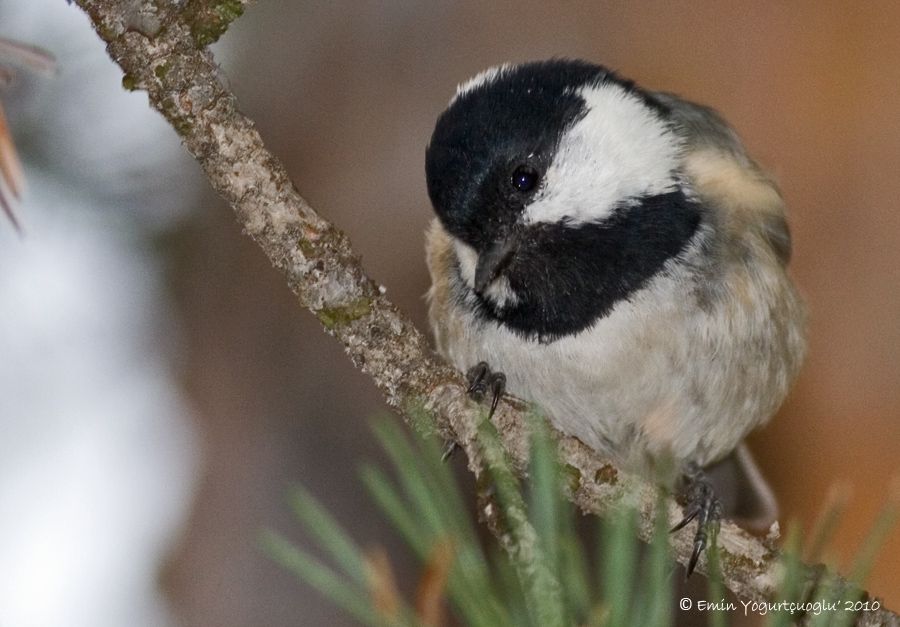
[441,362,507,463]
[671,462,723,577]
[465,361,507,420]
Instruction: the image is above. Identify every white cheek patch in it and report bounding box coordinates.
[451,64,511,106]
[453,239,520,308]
[453,239,479,286]
[524,82,682,226]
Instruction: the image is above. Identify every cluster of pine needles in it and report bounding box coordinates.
[0,36,55,231]
[262,413,898,627]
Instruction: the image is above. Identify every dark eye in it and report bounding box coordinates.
[511,165,539,193]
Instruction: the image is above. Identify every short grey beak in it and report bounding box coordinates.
[474,234,519,294]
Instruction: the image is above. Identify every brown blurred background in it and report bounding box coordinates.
[3,1,898,626]
[167,1,900,624]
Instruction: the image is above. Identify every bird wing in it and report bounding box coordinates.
[653,91,793,266]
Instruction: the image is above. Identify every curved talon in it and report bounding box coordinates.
[687,505,711,576]
[687,539,704,577]
[466,361,507,421]
[487,372,506,420]
[688,502,722,576]
[671,464,722,578]
[670,506,699,533]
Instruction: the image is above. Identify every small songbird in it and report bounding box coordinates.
[424,59,806,575]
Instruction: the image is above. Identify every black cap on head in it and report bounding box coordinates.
[426,60,620,249]
[425,60,698,341]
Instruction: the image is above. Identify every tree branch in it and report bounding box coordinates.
[71,2,897,624]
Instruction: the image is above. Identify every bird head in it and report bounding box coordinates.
[426,59,702,340]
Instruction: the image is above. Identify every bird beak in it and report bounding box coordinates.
[474,232,519,294]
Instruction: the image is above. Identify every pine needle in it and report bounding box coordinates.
[641,494,673,627]
[805,482,852,564]
[415,538,455,627]
[364,547,402,623]
[600,507,638,627]
[477,413,566,627]
[0,37,56,76]
[259,529,379,626]
[0,37,55,233]
[0,104,23,232]
[288,485,369,587]
[848,477,900,586]
[768,523,806,627]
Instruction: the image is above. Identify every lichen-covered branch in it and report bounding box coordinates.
[71,2,897,624]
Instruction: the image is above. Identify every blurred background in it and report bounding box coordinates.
[1,1,898,625]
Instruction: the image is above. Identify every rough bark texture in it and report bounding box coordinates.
[71,2,897,624]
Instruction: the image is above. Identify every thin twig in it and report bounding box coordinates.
[70,2,897,624]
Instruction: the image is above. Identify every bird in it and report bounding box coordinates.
[423,59,807,576]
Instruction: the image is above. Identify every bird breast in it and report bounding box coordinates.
[425,217,806,473]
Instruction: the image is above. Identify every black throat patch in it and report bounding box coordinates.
[467,190,703,341]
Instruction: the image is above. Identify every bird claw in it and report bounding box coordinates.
[442,362,507,464]
[671,463,722,577]
[465,361,506,420]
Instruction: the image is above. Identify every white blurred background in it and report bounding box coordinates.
[0,2,199,625]
[1,1,898,626]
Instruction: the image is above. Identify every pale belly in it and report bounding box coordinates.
[439,281,797,472]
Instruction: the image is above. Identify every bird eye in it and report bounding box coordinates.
[511,165,539,193]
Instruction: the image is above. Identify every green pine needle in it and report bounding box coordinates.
[259,529,379,626]
[600,507,638,627]
[263,412,895,627]
[768,524,806,627]
[848,490,900,586]
[287,485,370,587]
[804,483,851,564]
[361,429,508,627]
[704,523,727,627]
[476,412,567,627]
[638,493,673,627]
